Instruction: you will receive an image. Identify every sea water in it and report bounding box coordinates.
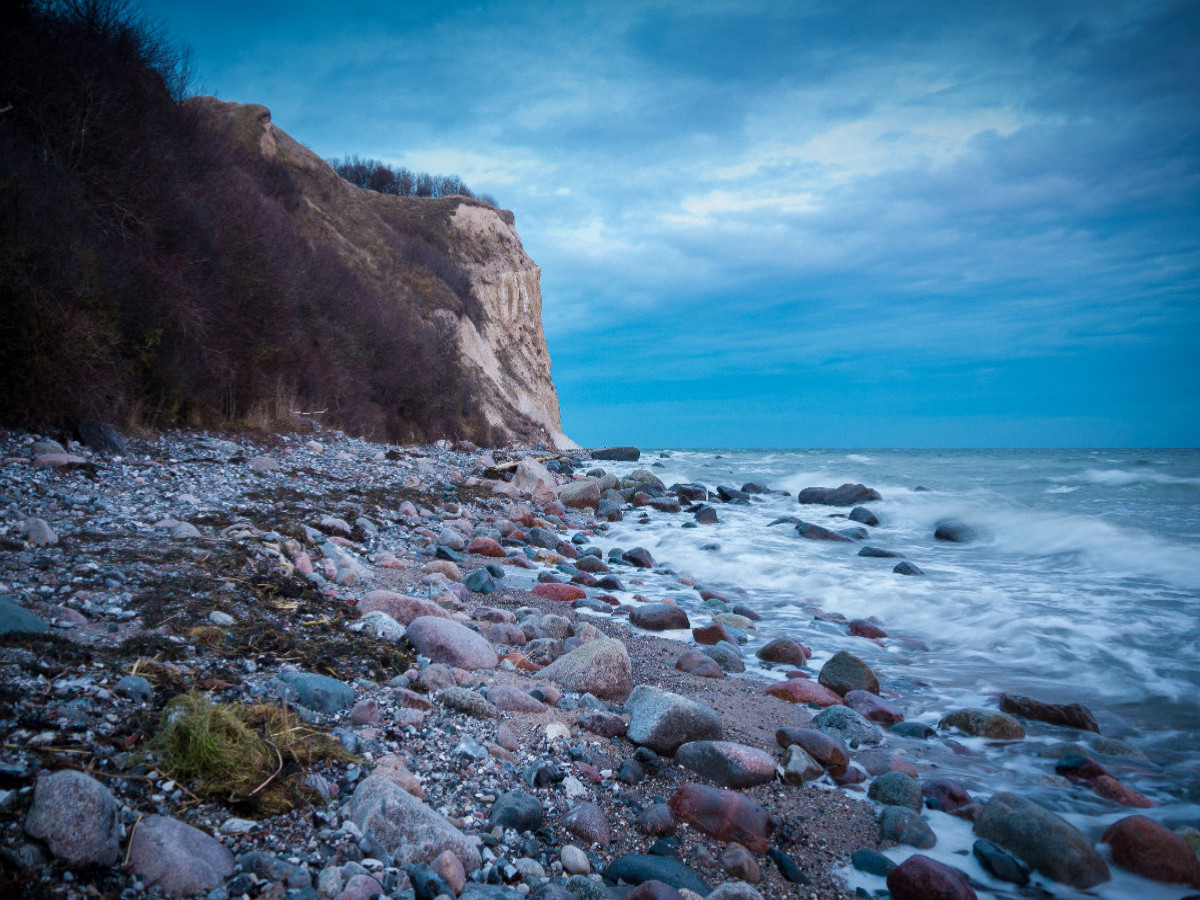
[579,448,1200,899]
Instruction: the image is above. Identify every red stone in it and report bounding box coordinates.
[692,623,736,645]
[1092,775,1154,808]
[466,537,506,557]
[849,619,888,639]
[844,690,905,724]
[668,784,772,853]
[856,750,919,778]
[830,764,867,785]
[1102,815,1200,886]
[543,502,566,517]
[532,583,586,602]
[675,651,724,679]
[922,778,974,815]
[765,679,843,707]
[625,882,685,900]
[498,652,541,672]
[359,591,450,625]
[571,573,600,587]
[887,855,976,900]
[776,727,849,769]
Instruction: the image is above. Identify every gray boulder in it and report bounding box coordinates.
[0,596,49,635]
[797,484,881,505]
[24,770,121,866]
[811,705,882,747]
[127,815,235,897]
[674,741,776,788]
[818,650,879,696]
[535,638,633,700]
[934,518,978,543]
[878,806,936,849]
[626,685,723,754]
[974,791,1109,888]
[868,771,922,809]
[489,791,544,832]
[703,641,745,673]
[342,775,482,870]
[939,708,1025,740]
[406,616,499,670]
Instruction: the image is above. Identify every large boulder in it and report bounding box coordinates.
[974,792,1110,888]
[668,784,772,853]
[886,855,976,900]
[501,458,558,503]
[939,708,1025,740]
[1102,815,1200,886]
[24,770,121,866]
[592,446,640,461]
[626,685,722,754]
[535,638,633,700]
[630,603,690,631]
[797,484,881,506]
[999,693,1099,733]
[560,477,603,509]
[674,741,776,789]
[127,815,235,897]
[795,521,853,542]
[342,775,482,871]
[406,617,499,670]
[934,519,977,543]
[0,596,49,636]
[818,650,879,696]
[811,705,882,747]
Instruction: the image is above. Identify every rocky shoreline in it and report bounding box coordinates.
[1,428,1197,900]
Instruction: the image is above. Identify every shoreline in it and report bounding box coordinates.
[0,428,1196,900]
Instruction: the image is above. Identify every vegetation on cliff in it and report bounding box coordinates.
[0,0,521,444]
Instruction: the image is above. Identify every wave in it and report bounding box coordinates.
[1078,468,1200,488]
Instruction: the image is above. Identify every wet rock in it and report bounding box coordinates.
[797,484,882,505]
[563,802,611,845]
[694,507,719,525]
[839,526,870,540]
[795,521,853,542]
[844,690,903,724]
[465,569,497,593]
[939,708,1025,740]
[630,603,690,631]
[764,678,843,707]
[593,447,640,461]
[847,619,887,639]
[934,519,977,543]
[342,775,482,871]
[818,650,879,696]
[894,561,924,576]
[127,815,235,897]
[851,849,895,877]
[780,744,824,785]
[536,638,633,700]
[922,778,974,817]
[755,637,809,665]
[274,672,356,713]
[532,583,587,602]
[24,770,121,866]
[858,546,905,558]
[886,855,976,900]
[692,622,735,645]
[489,791,544,832]
[0,597,49,635]
[668,783,772,853]
[974,791,1109,888]
[811,705,882,747]
[971,838,1030,885]
[675,741,776,788]
[848,506,879,526]
[776,727,849,769]
[603,854,711,896]
[1102,815,1200,886]
[869,771,923,809]
[626,685,723,754]
[676,650,724,678]
[406,616,499,670]
[702,642,745,673]
[999,693,1100,733]
[622,547,655,568]
[891,721,936,739]
[879,806,936,848]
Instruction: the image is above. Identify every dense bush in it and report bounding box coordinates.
[330,155,498,207]
[0,0,501,444]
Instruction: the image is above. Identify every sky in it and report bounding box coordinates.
[141,0,1200,447]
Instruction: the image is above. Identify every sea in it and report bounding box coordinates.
[574,448,1200,899]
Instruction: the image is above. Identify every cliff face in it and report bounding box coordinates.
[194,98,574,448]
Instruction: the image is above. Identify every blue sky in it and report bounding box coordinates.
[143,0,1199,447]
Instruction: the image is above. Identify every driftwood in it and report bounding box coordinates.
[482,455,566,481]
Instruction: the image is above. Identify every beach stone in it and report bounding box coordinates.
[848,506,879,526]
[668,783,772,853]
[886,855,975,900]
[421,560,463,581]
[891,721,937,739]
[676,650,724,678]
[694,506,719,524]
[560,478,603,509]
[934,519,977,543]
[706,884,763,900]
[797,483,881,505]
[490,791,544,832]
[532,582,587,602]
[24,517,58,546]
[703,642,745,673]
[839,526,870,540]
[417,664,456,693]
[275,672,356,712]
[24,770,121,866]
[482,622,526,646]
[504,457,557,501]
[858,546,905,558]
[776,727,849,769]
[593,446,640,461]
[764,678,843,707]
[240,851,312,889]
[561,844,591,875]
[432,849,467,894]
[438,687,498,719]
[675,741,777,788]
[719,843,761,883]
[857,750,918,778]
[0,597,49,635]
[33,452,89,468]
[636,803,677,837]
[626,685,723,754]
[795,521,853,542]
[343,775,482,870]
[692,622,736,645]
[869,771,923,809]
[466,536,506,557]
[767,848,808,884]
[486,684,546,713]
[622,547,656,568]
[780,745,824,785]
[631,602,690,631]
[357,610,407,641]
[939,708,1025,740]
[406,617,499,670]
[755,637,809,665]
[127,815,235,897]
[894,561,925,576]
[922,778,974,816]
[811,705,883,747]
[971,839,1030,885]
[360,591,450,624]
[1102,815,1200,886]
[115,674,154,701]
[604,855,711,896]
[563,802,611,844]
[847,619,887,639]
[1091,774,1154,807]
[464,569,497,593]
[879,806,937,848]
[536,638,633,699]
[373,754,425,799]
[999,693,1100,732]
[974,791,1109,888]
[844,690,903,724]
[851,849,895,877]
[439,527,467,550]
[818,650,879,696]
[409,862,452,900]
[576,710,627,738]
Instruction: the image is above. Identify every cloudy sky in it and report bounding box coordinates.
[143,0,1199,447]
